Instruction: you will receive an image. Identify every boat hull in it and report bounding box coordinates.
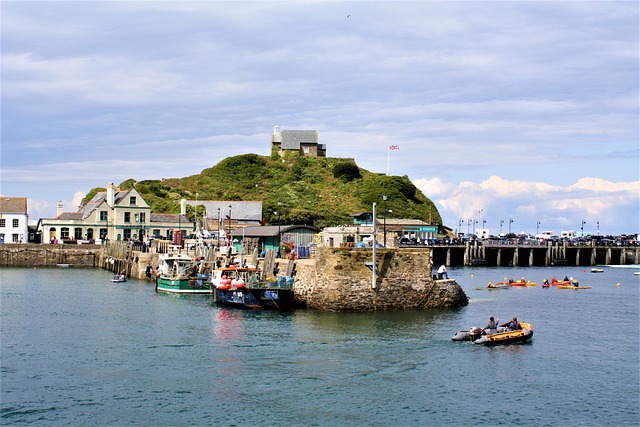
[156,275,213,294]
[214,288,294,311]
[474,322,534,346]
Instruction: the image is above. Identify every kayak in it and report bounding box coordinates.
[557,285,592,290]
[509,281,537,287]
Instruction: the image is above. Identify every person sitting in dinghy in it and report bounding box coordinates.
[501,317,522,331]
[484,316,498,334]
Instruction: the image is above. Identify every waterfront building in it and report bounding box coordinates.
[40,183,192,243]
[0,197,29,243]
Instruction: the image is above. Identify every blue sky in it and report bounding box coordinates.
[2,1,638,237]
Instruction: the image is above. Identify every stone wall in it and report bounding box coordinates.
[294,247,468,312]
[0,244,101,268]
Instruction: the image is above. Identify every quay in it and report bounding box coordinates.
[428,240,640,267]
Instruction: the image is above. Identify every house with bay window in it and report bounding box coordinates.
[41,183,191,243]
[0,197,29,243]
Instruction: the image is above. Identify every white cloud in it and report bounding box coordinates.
[414,176,640,236]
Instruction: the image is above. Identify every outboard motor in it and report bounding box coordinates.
[468,327,484,342]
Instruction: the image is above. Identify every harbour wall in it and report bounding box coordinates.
[0,244,101,268]
[293,247,468,312]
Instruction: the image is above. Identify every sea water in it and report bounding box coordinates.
[1,266,638,426]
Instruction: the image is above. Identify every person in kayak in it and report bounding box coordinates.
[501,317,522,331]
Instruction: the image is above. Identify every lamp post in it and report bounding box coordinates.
[217,208,220,243]
[581,220,586,236]
[277,200,282,256]
[509,218,513,234]
[467,219,472,235]
[383,194,387,247]
[536,221,540,236]
[228,205,232,242]
[500,220,504,234]
[597,221,600,235]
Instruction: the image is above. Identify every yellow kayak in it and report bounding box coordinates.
[557,285,592,290]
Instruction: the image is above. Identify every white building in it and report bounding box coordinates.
[0,197,29,243]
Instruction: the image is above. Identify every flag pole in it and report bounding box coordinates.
[387,147,390,176]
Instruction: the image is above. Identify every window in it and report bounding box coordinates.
[87,228,94,239]
[153,229,160,237]
[74,228,83,240]
[140,213,145,223]
[123,229,131,240]
[0,234,4,243]
[129,196,136,205]
[99,228,107,239]
[61,228,70,239]
[0,219,5,227]
[13,219,19,228]
[303,146,310,154]
[124,212,131,223]
[100,211,108,221]
[12,234,19,242]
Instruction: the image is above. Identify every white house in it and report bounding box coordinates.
[0,197,29,243]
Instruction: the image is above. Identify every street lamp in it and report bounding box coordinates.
[383,194,387,247]
[500,220,504,234]
[509,218,513,234]
[482,219,486,229]
[227,205,232,243]
[581,220,586,236]
[536,221,541,235]
[277,200,282,256]
[467,219,472,234]
[458,219,463,236]
[597,221,600,235]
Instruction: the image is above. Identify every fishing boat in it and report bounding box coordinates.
[155,252,213,294]
[557,285,592,290]
[111,275,127,283]
[473,322,534,345]
[210,266,295,311]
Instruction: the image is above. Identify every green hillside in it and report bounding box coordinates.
[83,152,442,228]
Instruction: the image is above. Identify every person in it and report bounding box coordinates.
[437,264,448,279]
[484,316,498,334]
[145,263,152,280]
[563,276,570,282]
[501,317,522,331]
[487,281,495,288]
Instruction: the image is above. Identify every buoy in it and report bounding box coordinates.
[504,277,507,281]
[583,270,586,272]
[616,282,620,287]
[33,267,37,270]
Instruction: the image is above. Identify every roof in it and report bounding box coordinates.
[281,130,318,150]
[56,213,84,220]
[150,213,190,224]
[186,200,263,221]
[231,225,319,237]
[0,197,28,214]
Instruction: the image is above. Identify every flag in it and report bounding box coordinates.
[389,145,399,150]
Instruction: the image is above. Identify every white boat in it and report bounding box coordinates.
[591,268,604,273]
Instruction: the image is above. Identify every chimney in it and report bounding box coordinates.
[56,201,64,217]
[106,183,115,207]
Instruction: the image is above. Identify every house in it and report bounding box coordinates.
[41,183,192,243]
[270,125,326,157]
[0,197,29,243]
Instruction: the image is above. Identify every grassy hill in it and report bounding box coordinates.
[83,152,442,228]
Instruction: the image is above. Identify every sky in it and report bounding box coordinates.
[1,1,638,237]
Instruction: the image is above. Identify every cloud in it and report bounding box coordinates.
[414,176,640,236]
